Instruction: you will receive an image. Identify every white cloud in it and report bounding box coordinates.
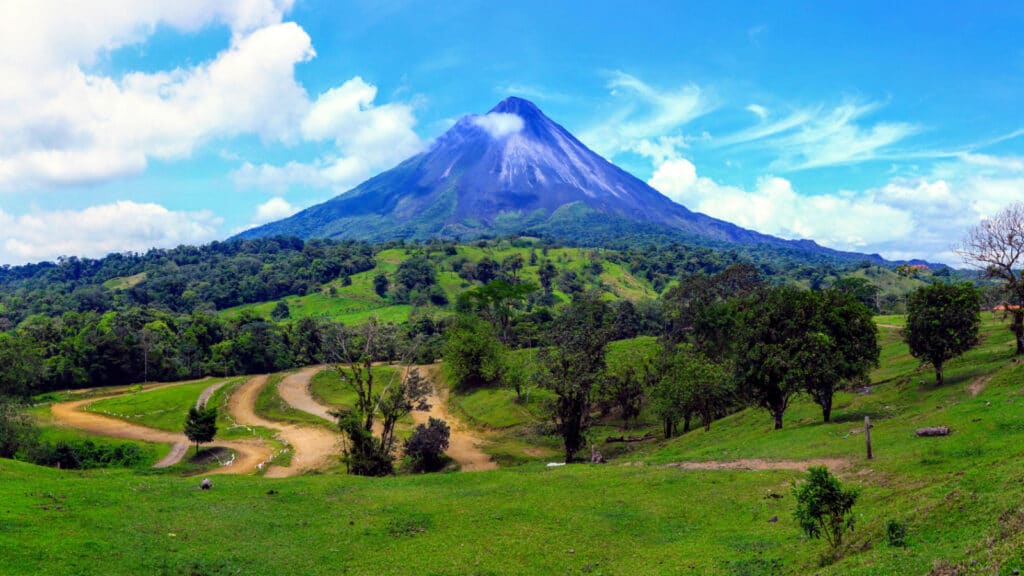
[746,104,768,120]
[0,201,222,264]
[0,3,422,194]
[471,113,525,138]
[580,72,714,157]
[646,152,1024,264]
[253,197,298,224]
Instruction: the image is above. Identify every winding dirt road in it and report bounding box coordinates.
[227,374,343,478]
[50,392,272,474]
[278,364,496,472]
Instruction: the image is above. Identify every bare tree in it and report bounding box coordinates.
[327,318,429,476]
[956,201,1024,354]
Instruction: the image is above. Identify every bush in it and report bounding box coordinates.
[30,439,146,469]
[403,417,450,473]
[793,466,859,549]
[0,398,39,458]
[886,519,907,547]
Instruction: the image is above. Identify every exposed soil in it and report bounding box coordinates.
[967,375,991,398]
[195,380,228,409]
[276,365,335,423]
[50,392,272,475]
[278,364,496,472]
[662,458,850,472]
[414,366,496,472]
[227,374,343,478]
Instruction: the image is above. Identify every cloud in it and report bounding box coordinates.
[0,12,315,189]
[646,152,1024,264]
[472,113,525,139]
[0,3,422,194]
[716,101,919,171]
[253,197,299,224]
[580,72,714,157]
[0,201,223,264]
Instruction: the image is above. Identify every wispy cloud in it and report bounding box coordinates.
[715,101,920,171]
[580,71,715,157]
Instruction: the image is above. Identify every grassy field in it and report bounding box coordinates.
[6,314,1024,574]
[86,379,232,432]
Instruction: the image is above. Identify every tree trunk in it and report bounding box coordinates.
[1014,310,1024,355]
[773,409,784,430]
[821,398,832,423]
[683,414,692,434]
[935,362,944,387]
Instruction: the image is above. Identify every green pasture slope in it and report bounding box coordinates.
[4,314,1024,574]
[86,378,235,433]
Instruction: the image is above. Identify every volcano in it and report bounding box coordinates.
[237,97,870,260]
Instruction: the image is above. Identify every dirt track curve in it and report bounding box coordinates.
[227,374,343,478]
[50,386,272,475]
[278,364,496,471]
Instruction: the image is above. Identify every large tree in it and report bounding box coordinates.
[903,283,981,386]
[732,288,819,430]
[801,290,880,422]
[957,201,1024,354]
[538,292,610,462]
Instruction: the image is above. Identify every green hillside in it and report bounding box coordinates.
[4,314,1024,574]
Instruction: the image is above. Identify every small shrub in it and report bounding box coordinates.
[403,417,451,473]
[793,466,859,549]
[886,519,907,547]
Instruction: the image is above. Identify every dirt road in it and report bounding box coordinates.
[227,375,343,478]
[50,393,272,475]
[414,366,496,472]
[662,458,849,472]
[278,365,496,471]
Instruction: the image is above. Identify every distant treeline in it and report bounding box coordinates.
[0,237,375,326]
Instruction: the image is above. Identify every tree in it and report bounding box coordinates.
[831,277,880,312]
[373,273,389,298]
[184,406,217,455]
[800,290,880,422]
[599,366,645,429]
[458,280,537,344]
[0,398,39,458]
[957,201,1024,354]
[793,466,859,549]
[403,417,451,472]
[327,319,429,476]
[650,345,732,436]
[271,300,291,321]
[903,283,981,386]
[732,287,817,430]
[538,292,610,462]
[442,314,504,390]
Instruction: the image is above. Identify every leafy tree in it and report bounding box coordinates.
[800,290,880,422]
[394,255,437,292]
[442,315,504,390]
[538,260,557,294]
[793,466,859,549]
[184,406,217,455]
[373,273,389,298]
[831,277,880,312]
[663,263,763,344]
[903,283,981,386]
[403,417,451,473]
[0,399,39,458]
[271,300,291,321]
[732,287,817,430]
[538,292,610,462]
[599,366,645,429]
[957,201,1024,354]
[459,280,537,344]
[650,345,732,436]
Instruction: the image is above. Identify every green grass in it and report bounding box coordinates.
[309,365,401,409]
[255,373,327,427]
[86,379,234,432]
[101,272,147,291]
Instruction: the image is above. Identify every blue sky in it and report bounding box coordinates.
[1,1,1022,265]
